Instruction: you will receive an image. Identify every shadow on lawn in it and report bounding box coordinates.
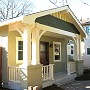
[43,84,64,90]
[75,69,90,81]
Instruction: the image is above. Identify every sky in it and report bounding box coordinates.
[32,0,90,19]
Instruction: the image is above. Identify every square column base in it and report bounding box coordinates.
[27,64,43,90]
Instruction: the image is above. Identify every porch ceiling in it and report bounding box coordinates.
[43,31,70,39]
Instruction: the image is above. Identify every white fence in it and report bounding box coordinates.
[8,66,21,82]
[42,64,54,81]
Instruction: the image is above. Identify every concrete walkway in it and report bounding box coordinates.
[60,80,90,90]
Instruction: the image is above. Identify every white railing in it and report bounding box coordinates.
[8,66,21,83]
[67,62,76,75]
[42,64,54,81]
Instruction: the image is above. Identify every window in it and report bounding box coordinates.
[71,46,74,54]
[53,42,61,62]
[85,26,90,34]
[16,37,23,63]
[87,48,90,55]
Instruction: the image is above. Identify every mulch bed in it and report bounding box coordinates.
[75,69,90,81]
[43,84,64,90]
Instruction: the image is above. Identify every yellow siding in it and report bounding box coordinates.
[8,31,22,66]
[51,12,71,23]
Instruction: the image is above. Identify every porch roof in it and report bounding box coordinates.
[23,5,87,38]
[0,5,87,38]
[35,15,80,34]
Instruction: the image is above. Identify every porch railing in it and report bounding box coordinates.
[42,64,54,81]
[67,62,76,75]
[8,64,54,82]
[8,66,21,83]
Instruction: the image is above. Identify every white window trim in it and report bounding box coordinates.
[87,48,90,55]
[53,41,61,62]
[16,37,23,64]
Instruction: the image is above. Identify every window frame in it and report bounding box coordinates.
[16,37,23,64]
[87,48,90,55]
[85,26,90,34]
[53,42,61,62]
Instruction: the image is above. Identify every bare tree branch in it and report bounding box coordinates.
[49,0,68,7]
[0,0,34,21]
[49,0,58,7]
[81,0,90,6]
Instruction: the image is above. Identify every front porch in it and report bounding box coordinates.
[42,72,77,88]
[42,63,77,88]
[6,73,77,90]
[7,63,77,89]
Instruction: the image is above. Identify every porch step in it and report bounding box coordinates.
[42,72,77,88]
[8,81,20,90]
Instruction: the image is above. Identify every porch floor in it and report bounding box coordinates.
[42,72,77,88]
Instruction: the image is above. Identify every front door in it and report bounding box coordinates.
[40,42,49,65]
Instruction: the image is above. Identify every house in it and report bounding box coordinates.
[81,19,90,68]
[0,5,86,90]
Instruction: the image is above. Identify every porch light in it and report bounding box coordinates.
[50,43,53,48]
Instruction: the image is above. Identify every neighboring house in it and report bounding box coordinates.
[67,40,74,61]
[81,19,90,68]
[0,5,86,90]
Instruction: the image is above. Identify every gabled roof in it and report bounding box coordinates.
[35,15,80,34]
[0,5,87,38]
[23,5,87,38]
[0,16,23,27]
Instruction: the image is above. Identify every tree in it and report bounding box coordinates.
[0,0,34,21]
[49,0,68,7]
[81,0,90,6]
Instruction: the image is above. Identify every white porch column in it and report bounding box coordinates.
[79,38,82,60]
[20,27,31,90]
[74,37,84,77]
[27,28,42,89]
[23,27,31,66]
[74,37,81,60]
[32,28,40,65]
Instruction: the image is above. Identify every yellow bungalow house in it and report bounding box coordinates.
[0,5,86,90]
